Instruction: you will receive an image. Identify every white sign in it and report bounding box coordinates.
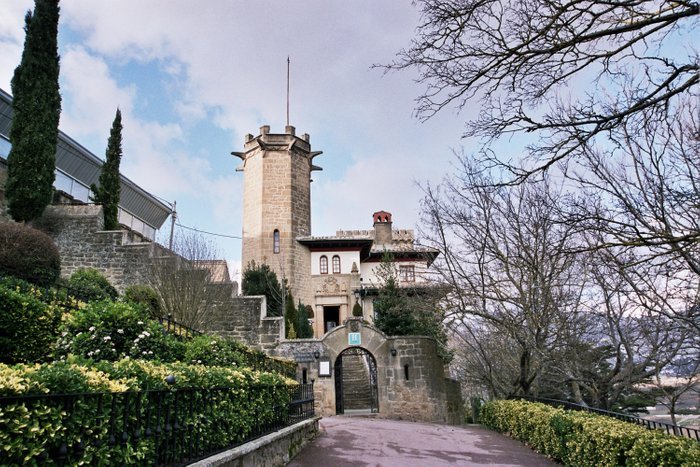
[319,360,331,377]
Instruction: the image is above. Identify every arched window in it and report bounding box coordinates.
[320,255,328,274]
[273,229,280,254]
[332,255,341,274]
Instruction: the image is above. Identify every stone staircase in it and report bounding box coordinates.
[342,353,374,410]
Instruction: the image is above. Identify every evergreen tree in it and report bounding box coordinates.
[241,261,284,316]
[373,273,415,336]
[284,290,298,339]
[6,0,61,222]
[372,252,452,361]
[91,109,122,230]
[296,302,314,338]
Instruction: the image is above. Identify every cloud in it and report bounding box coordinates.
[0,1,476,266]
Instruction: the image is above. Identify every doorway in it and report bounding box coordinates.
[323,306,340,333]
[334,347,378,414]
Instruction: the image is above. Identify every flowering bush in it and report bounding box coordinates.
[0,281,62,364]
[480,399,700,465]
[58,300,183,362]
[0,361,130,396]
[183,334,248,367]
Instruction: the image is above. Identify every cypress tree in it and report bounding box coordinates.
[91,109,122,230]
[6,0,61,222]
[241,261,284,316]
[284,290,298,339]
[296,303,314,338]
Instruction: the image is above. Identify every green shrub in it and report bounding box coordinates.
[127,321,186,362]
[0,359,296,465]
[0,222,61,286]
[58,300,183,362]
[67,268,118,302]
[183,334,248,367]
[480,399,700,466]
[123,284,162,318]
[0,283,62,364]
[352,302,363,317]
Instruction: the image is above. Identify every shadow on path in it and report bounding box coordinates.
[287,416,557,467]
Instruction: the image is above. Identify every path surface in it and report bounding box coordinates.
[287,416,557,467]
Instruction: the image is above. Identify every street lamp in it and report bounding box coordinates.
[353,280,365,317]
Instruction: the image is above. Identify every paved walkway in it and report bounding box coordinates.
[287,416,557,466]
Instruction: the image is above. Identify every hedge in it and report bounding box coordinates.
[480,399,700,466]
[0,359,297,465]
[0,281,62,364]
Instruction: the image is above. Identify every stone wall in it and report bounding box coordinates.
[190,417,320,467]
[382,336,455,424]
[203,294,284,352]
[274,318,463,424]
[36,204,164,291]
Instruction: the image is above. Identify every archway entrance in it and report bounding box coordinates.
[334,347,378,414]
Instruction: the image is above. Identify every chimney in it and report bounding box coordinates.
[373,211,393,245]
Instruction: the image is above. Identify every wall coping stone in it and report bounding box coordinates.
[189,416,321,467]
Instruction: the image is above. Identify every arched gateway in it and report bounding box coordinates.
[334,347,378,414]
[273,317,463,424]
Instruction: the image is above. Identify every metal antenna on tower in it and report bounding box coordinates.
[286,56,290,126]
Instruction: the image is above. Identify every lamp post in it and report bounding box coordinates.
[353,279,365,316]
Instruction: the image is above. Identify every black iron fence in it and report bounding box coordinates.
[517,396,700,441]
[0,383,315,466]
[157,314,201,340]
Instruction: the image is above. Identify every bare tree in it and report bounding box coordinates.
[556,249,688,410]
[148,230,233,329]
[428,159,688,407]
[568,102,699,334]
[382,0,698,184]
[423,160,588,396]
[390,2,699,392]
[385,1,699,277]
[650,357,700,427]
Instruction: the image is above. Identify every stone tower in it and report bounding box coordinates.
[233,125,322,307]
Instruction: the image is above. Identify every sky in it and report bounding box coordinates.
[0,1,474,278]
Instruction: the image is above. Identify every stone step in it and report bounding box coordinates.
[342,354,374,410]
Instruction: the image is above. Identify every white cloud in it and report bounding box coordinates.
[0,0,474,266]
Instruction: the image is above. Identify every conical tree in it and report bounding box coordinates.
[91,109,122,230]
[284,290,298,339]
[6,0,61,222]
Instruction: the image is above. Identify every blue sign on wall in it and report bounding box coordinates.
[348,332,361,346]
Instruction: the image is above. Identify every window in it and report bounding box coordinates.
[400,265,415,282]
[320,255,328,274]
[0,135,11,158]
[332,255,341,274]
[273,229,280,254]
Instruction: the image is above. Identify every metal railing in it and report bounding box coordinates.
[157,314,202,340]
[517,396,700,441]
[0,383,315,466]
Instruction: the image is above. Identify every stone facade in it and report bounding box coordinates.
[234,125,319,307]
[35,204,164,291]
[203,295,284,353]
[274,318,463,425]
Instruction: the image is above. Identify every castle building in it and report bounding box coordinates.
[234,126,439,338]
